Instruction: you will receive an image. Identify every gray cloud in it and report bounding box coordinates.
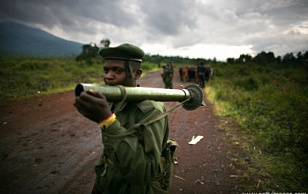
[1,0,307,60]
[141,0,197,36]
[1,0,140,34]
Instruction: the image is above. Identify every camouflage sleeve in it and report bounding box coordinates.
[101,101,168,185]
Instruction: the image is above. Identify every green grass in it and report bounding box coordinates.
[206,63,308,192]
[0,57,158,103]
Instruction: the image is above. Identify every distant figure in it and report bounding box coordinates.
[161,65,173,89]
[205,64,213,82]
[181,66,189,82]
[179,67,183,81]
[188,66,196,82]
[197,62,206,88]
[194,65,199,84]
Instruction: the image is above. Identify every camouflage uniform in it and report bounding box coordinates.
[92,100,170,194]
[161,67,173,89]
[197,62,206,88]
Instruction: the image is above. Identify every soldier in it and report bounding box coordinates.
[179,67,183,81]
[197,61,206,88]
[181,66,189,82]
[205,63,212,82]
[161,64,173,89]
[74,43,171,193]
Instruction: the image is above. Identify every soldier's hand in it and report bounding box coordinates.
[73,89,112,123]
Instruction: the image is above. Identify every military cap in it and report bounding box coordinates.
[99,43,145,62]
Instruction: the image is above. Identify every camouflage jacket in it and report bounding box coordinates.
[93,100,170,194]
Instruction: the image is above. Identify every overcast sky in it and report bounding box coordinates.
[1,0,308,61]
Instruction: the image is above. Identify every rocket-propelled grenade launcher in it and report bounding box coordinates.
[74,83,205,111]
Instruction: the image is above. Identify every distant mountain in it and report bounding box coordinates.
[0,22,82,57]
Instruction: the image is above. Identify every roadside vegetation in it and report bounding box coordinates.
[0,55,307,192]
[0,56,158,102]
[206,63,308,192]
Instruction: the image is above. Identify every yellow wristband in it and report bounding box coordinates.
[98,114,116,129]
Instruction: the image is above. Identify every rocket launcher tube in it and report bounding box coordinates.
[74,83,204,110]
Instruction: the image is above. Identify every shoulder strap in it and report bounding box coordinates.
[143,98,190,126]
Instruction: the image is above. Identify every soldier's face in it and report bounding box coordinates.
[103,60,135,86]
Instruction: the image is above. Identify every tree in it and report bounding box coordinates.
[297,52,303,63]
[213,57,217,64]
[75,43,100,64]
[238,54,252,63]
[303,51,308,62]
[282,52,296,63]
[101,39,111,48]
[252,51,276,65]
[227,58,235,64]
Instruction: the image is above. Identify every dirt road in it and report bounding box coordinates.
[0,69,244,193]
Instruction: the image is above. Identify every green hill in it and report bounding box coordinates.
[0,22,82,57]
